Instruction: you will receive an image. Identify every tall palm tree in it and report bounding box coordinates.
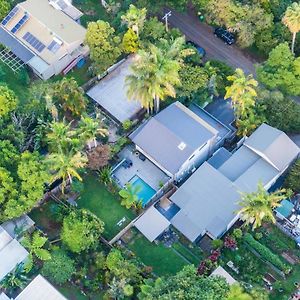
[126,42,181,113]
[121,4,147,38]
[225,68,258,118]
[46,151,87,192]
[237,182,286,230]
[282,2,300,54]
[47,120,74,152]
[21,231,51,273]
[78,116,108,149]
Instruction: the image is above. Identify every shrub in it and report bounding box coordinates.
[233,228,243,239]
[41,250,75,284]
[284,159,300,193]
[224,236,237,249]
[244,233,290,273]
[212,239,223,249]
[255,232,263,240]
[122,119,133,131]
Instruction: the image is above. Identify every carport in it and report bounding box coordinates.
[135,206,170,242]
[87,55,142,123]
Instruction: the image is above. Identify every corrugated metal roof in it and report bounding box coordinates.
[135,206,170,242]
[15,275,67,300]
[130,102,218,175]
[0,26,34,62]
[170,163,240,241]
[244,123,299,171]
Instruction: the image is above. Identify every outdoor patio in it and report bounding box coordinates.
[112,145,170,191]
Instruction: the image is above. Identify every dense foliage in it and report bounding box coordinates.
[41,250,76,284]
[61,209,105,253]
[244,233,290,273]
[139,265,229,299]
[284,159,300,193]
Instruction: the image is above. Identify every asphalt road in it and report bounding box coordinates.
[165,9,258,75]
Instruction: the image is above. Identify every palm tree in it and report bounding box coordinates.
[119,183,141,209]
[21,231,51,273]
[0,264,28,293]
[46,151,87,193]
[237,182,286,230]
[121,4,147,38]
[236,110,265,137]
[282,2,300,54]
[47,120,75,152]
[126,41,181,113]
[78,115,108,149]
[225,68,258,118]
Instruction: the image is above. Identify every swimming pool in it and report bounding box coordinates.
[129,175,156,207]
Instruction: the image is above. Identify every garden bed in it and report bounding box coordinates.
[77,174,135,240]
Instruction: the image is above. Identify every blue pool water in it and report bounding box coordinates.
[129,175,156,207]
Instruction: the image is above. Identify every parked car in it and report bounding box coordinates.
[186,40,206,57]
[214,27,235,45]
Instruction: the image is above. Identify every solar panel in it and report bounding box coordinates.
[23,32,46,52]
[11,13,29,34]
[1,7,19,26]
[47,40,61,53]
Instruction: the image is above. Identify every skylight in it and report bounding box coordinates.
[178,142,186,150]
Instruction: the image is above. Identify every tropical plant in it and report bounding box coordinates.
[87,145,111,170]
[41,250,75,284]
[284,159,300,192]
[78,115,108,149]
[61,209,104,253]
[21,231,51,273]
[225,68,258,119]
[46,151,87,193]
[126,40,181,113]
[237,182,286,230]
[282,2,300,53]
[121,4,147,37]
[226,283,252,300]
[0,84,18,117]
[99,166,112,186]
[0,264,28,293]
[119,183,141,209]
[122,28,139,53]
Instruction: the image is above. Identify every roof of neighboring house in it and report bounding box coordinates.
[0,293,10,300]
[244,123,299,172]
[130,102,218,175]
[0,0,86,65]
[15,275,67,300]
[275,199,294,218]
[170,162,240,242]
[135,206,170,242]
[169,124,299,241]
[210,266,236,285]
[87,56,142,123]
[1,215,35,239]
[208,147,232,169]
[0,226,28,281]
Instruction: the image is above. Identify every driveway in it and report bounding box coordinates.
[164,8,258,75]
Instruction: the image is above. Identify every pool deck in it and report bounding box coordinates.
[112,146,170,191]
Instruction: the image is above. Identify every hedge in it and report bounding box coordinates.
[244,233,290,273]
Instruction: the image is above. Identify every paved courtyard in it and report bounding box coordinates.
[112,145,170,191]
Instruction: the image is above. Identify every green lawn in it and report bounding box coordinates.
[77,174,135,240]
[73,0,111,27]
[172,242,203,266]
[128,233,188,276]
[0,62,32,104]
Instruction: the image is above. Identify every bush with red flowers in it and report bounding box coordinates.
[224,236,237,249]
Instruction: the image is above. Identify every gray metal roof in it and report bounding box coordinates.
[130,102,218,175]
[170,162,240,241]
[244,123,299,171]
[208,147,232,169]
[0,226,28,280]
[15,275,67,300]
[135,206,170,242]
[0,26,34,62]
